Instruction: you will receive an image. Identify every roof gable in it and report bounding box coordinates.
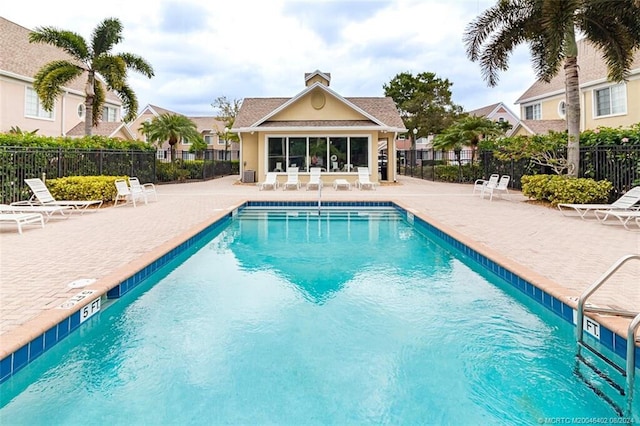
[516,38,640,104]
[234,82,405,131]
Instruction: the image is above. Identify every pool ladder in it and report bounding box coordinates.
[574,254,640,418]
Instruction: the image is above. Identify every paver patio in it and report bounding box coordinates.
[0,175,638,358]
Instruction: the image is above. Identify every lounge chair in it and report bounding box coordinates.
[0,212,44,234]
[355,167,377,190]
[274,162,283,172]
[282,167,301,190]
[557,186,640,219]
[593,209,640,230]
[259,172,279,190]
[16,178,103,213]
[114,179,145,207]
[482,175,510,201]
[306,168,323,190]
[473,174,499,195]
[1,203,73,222]
[129,177,157,202]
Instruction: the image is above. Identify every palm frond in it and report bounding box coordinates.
[91,18,123,56]
[117,53,155,78]
[93,55,127,90]
[29,28,89,62]
[116,84,138,122]
[32,61,83,111]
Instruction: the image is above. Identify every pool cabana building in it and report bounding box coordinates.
[232,70,407,186]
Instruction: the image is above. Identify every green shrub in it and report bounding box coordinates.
[521,175,613,205]
[434,164,482,183]
[156,162,190,182]
[0,133,155,150]
[46,175,127,202]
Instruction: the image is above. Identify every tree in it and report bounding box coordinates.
[29,17,154,136]
[211,96,242,160]
[433,116,504,164]
[383,72,463,145]
[464,0,640,176]
[139,113,201,163]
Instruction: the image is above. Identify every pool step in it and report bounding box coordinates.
[574,343,625,417]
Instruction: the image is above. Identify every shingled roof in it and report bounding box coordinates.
[516,119,567,135]
[516,38,640,104]
[234,93,405,130]
[0,17,120,103]
[467,103,500,118]
[65,121,134,138]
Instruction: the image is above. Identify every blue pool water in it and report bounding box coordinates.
[0,207,636,424]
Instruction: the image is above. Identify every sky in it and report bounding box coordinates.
[3,0,537,119]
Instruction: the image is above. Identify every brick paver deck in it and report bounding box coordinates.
[1,175,638,358]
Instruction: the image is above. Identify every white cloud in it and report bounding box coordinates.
[3,0,537,118]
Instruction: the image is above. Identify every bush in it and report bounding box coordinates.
[521,175,613,205]
[46,175,128,201]
[156,162,190,182]
[434,164,482,183]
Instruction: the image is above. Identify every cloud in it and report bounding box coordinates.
[3,0,537,118]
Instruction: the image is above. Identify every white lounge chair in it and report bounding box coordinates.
[355,167,376,190]
[482,175,510,201]
[557,186,640,219]
[114,179,145,207]
[0,212,44,234]
[259,172,279,190]
[473,174,499,195]
[2,203,73,222]
[282,167,301,190]
[16,178,103,213]
[129,177,157,202]
[594,209,640,230]
[306,168,323,190]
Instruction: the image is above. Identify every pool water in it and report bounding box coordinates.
[0,207,634,424]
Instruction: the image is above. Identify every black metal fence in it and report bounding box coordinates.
[397,145,639,196]
[0,147,157,204]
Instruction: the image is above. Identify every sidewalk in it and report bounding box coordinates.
[1,175,638,357]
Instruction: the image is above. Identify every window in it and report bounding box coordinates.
[594,84,626,117]
[25,87,54,119]
[524,103,541,120]
[204,135,214,145]
[557,101,566,118]
[77,104,85,119]
[267,136,370,173]
[102,106,117,122]
[156,150,168,161]
[218,135,226,145]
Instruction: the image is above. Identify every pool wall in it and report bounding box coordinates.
[1,200,638,385]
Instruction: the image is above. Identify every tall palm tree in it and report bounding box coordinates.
[464,0,640,177]
[140,113,201,163]
[433,116,504,164]
[29,17,154,136]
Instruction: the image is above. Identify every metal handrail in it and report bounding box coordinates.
[574,254,640,417]
[626,313,640,415]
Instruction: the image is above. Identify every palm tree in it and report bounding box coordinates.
[29,17,154,136]
[433,116,504,164]
[140,113,201,163]
[464,0,640,177]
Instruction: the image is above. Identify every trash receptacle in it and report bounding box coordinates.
[380,165,387,181]
[243,170,255,183]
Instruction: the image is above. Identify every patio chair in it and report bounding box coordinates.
[473,174,499,195]
[557,186,640,219]
[482,175,510,201]
[355,167,377,190]
[0,212,44,234]
[16,178,103,213]
[306,168,323,190]
[113,179,145,207]
[2,203,73,222]
[259,172,279,190]
[129,177,157,202]
[593,209,640,230]
[274,162,283,172]
[282,167,301,190]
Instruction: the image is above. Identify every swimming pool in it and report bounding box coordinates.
[0,205,637,424]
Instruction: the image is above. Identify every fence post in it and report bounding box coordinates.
[57,147,62,178]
